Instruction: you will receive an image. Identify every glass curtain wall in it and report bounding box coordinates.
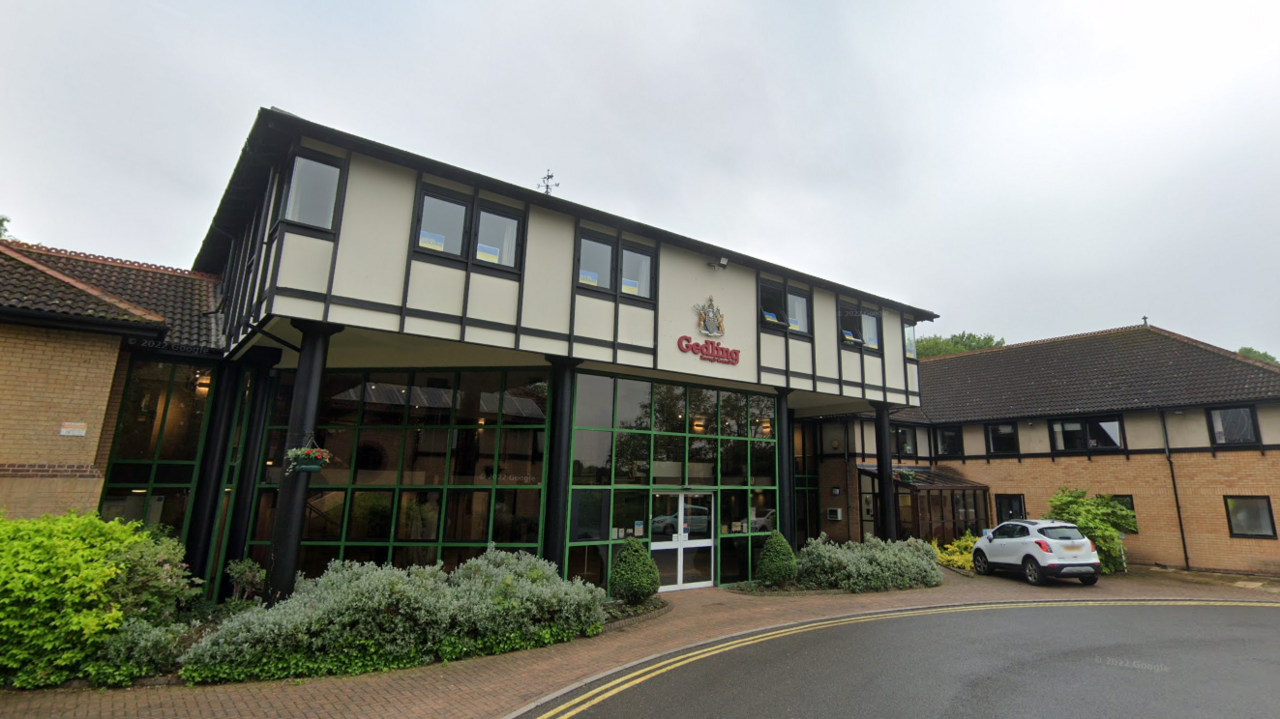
[247,367,549,576]
[793,423,820,545]
[567,372,777,590]
[100,358,216,541]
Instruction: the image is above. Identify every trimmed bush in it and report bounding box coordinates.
[796,534,941,593]
[0,512,202,688]
[84,619,190,688]
[610,538,659,605]
[1043,488,1137,574]
[755,530,797,587]
[179,547,606,684]
[932,532,978,571]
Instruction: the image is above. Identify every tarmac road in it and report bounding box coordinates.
[527,601,1280,719]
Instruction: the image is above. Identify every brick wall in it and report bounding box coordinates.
[0,323,121,517]
[936,452,1280,575]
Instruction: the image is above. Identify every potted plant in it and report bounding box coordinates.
[285,446,334,474]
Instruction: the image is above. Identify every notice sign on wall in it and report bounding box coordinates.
[59,422,87,437]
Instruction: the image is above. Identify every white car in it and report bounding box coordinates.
[972,519,1101,586]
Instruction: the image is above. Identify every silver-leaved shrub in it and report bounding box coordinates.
[796,535,942,593]
[179,547,605,684]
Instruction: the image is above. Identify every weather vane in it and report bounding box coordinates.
[538,169,559,195]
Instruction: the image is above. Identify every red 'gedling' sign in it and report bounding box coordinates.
[677,336,741,365]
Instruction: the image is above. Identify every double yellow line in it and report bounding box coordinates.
[532,599,1280,719]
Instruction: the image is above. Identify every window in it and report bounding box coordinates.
[892,425,917,458]
[417,194,468,256]
[904,322,917,359]
[994,495,1026,522]
[1224,496,1276,539]
[578,238,612,290]
[786,291,810,333]
[838,301,862,346]
[1040,526,1084,540]
[1050,416,1124,452]
[1208,407,1258,446]
[760,281,788,328]
[862,308,882,351]
[621,249,652,298]
[475,210,519,267]
[935,426,963,456]
[986,423,1018,454]
[1111,494,1138,533]
[284,156,341,230]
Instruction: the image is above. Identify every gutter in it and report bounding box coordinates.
[1158,408,1192,570]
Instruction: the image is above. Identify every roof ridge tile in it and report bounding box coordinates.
[0,239,220,282]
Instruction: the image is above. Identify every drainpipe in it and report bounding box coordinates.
[1158,409,1191,570]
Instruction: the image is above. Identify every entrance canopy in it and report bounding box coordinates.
[857,464,989,544]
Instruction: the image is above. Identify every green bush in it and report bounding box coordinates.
[84,619,190,688]
[0,512,203,688]
[932,532,978,571]
[609,538,659,605]
[225,558,266,601]
[755,530,797,587]
[796,535,942,593]
[1043,488,1138,574]
[179,547,606,684]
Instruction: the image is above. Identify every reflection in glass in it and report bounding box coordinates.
[720,440,748,486]
[498,429,544,485]
[750,396,774,439]
[314,429,354,485]
[354,429,401,484]
[417,195,467,255]
[441,546,484,572]
[653,549,678,587]
[408,372,454,425]
[653,384,686,433]
[302,490,345,540]
[503,372,548,425]
[570,489,609,541]
[615,379,652,430]
[720,537,750,583]
[397,489,441,541]
[115,361,172,461]
[392,545,439,568]
[751,442,776,486]
[492,488,541,543]
[298,544,341,578]
[451,428,496,484]
[720,392,749,437]
[158,366,208,460]
[652,435,684,485]
[687,439,716,486]
[347,491,394,541]
[651,494,679,540]
[567,544,606,587]
[684,494,713,540]
[612,490,648,540]
[683,547,713,583]
[575,375,613,428]
[402,429,448,485]
[572,430,612,485]
[688,388,716,435]
[720,489,749,534]
[614,432,651,485]
[316,372,363,426]
[362,373,410,425]
[284,157,340,229]
[750,490,777,532]
[443,489,490,541]
[456,372,501,426]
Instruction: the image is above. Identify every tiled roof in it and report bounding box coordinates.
[915,325,1280,423]
[0,240,220,347]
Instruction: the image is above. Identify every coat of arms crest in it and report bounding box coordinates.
[693,296,725,337]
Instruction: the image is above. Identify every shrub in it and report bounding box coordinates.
[84,619,190,688]
[225,558,266,601]
[796,534,942,593]
[1043,488,1137,574]
[610,538,659,605]
[0,513,204,688]
[755,530,797,587]
[932,532,978,571]
[180,547,606,684]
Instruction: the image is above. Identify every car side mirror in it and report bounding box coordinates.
[983,530,994,540]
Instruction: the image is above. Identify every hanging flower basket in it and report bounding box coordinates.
[286,446,333,474]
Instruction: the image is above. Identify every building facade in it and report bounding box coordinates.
[23,108,931,597]
[798,326,1280,576]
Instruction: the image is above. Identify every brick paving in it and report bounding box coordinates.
[1,567,1274,719]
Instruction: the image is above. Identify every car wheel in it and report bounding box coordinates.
[1023,558,1045,586]
[1079,576,1099,586]
[661,524,675,535]
[973,550,992,576]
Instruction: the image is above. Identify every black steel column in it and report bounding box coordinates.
[775,389,796,545]
[220,347,281,599]
[185,362,243,582]
[541,356,580,573]
[873,402,897,540]
[268,321,340,599]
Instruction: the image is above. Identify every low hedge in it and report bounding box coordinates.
[179,547,606,684]
[796,535,941,593]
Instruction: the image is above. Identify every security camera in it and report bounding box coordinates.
[708,257,730,270]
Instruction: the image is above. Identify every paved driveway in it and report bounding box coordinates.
[1,568,1273,719]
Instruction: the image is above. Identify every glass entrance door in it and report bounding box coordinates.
[650,492,714,591]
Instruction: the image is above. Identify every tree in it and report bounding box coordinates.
[1042,489,1137,574]
[0,215,10,239]
[1239,347,1279,365]
[916,332,1005,359]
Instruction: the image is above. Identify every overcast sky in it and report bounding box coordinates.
[3,1,1278,354]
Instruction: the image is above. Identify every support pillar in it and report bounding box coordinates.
[220,347,281,599]
[268,321,341,599]
[541,356,581,573]
[185,362,243,582]
[873,402,897,540]
[775,389,796,546]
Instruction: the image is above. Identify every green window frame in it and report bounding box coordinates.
[99,358,218,543]
[565,371,779,592]
[244,367,550,576]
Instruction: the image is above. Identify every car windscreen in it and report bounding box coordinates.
[1040,527,1085,540]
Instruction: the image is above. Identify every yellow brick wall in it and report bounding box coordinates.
[937,452,1280,575]
[0,323,122,517]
